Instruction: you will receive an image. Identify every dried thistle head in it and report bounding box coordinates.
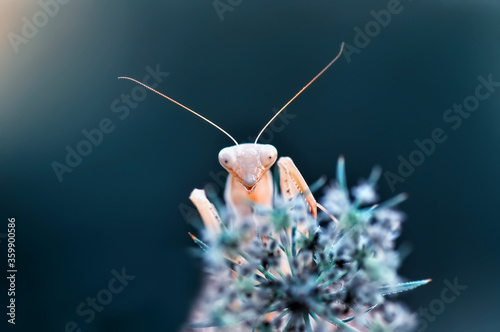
[185,157,429,332]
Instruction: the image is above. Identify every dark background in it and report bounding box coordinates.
[1,0,499,331]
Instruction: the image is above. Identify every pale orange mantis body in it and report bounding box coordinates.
[118,43,344,231]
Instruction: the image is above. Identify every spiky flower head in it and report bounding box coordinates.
[186,157,429,331]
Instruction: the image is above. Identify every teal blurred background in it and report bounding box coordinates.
[1,0,499,331]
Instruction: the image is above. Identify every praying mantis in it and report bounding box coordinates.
[118,43,344,230]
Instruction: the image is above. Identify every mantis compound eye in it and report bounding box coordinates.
[218,148,236,169]
[259,145,278,168]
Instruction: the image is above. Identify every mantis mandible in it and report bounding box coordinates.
[119,43,344,229]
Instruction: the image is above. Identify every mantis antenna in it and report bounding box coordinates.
[254,42,345,144]
[117,76,239,146]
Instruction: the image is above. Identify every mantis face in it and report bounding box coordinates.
[218,143,278,192]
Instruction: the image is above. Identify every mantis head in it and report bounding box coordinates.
[118,43,344,192]
[218,144,278,192]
